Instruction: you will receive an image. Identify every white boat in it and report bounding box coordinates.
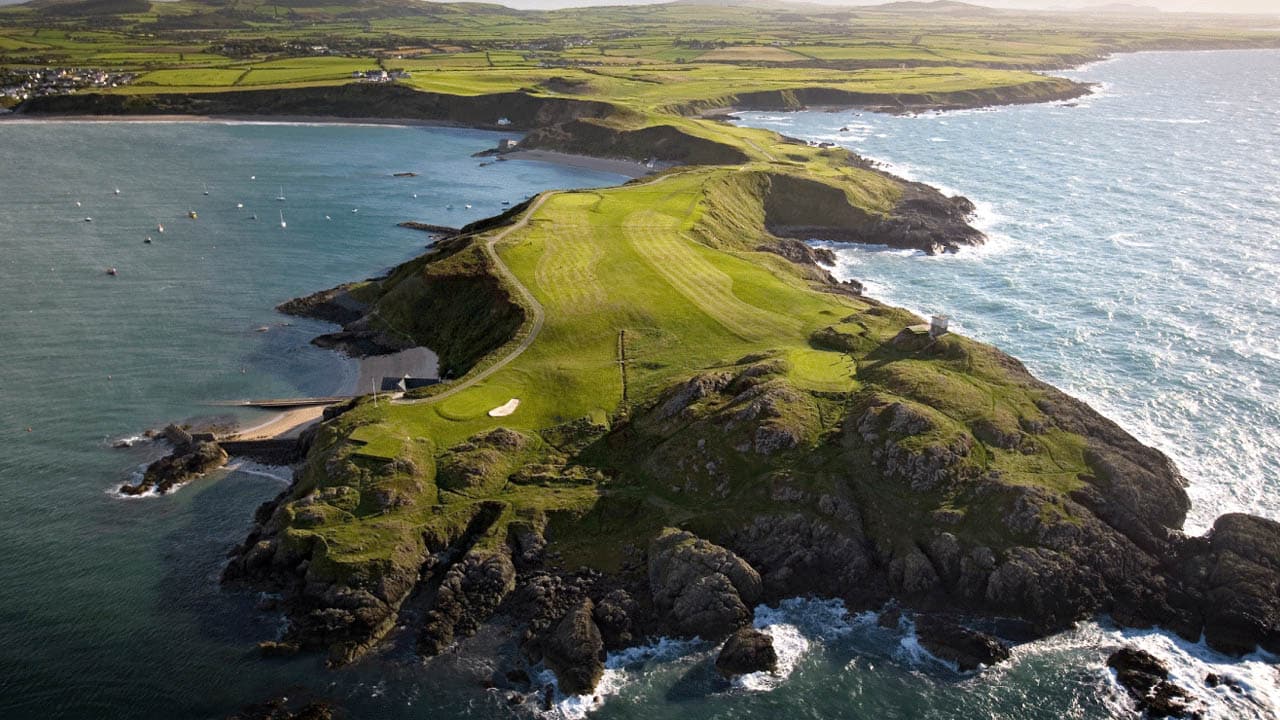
[113,188,120,196]
[325,215,331,221]
[276,186,286,202]
[464,204,473,209]
[83,217,92,222]
[75,200,81,207]
[351,208,358,213]
[157,222,165,233]
[279,210,287,229]
[250,175,256,180]
[236,202,244,209]
[202,183,210,196]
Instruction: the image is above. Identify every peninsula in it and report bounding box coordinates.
[6,0,1280,714]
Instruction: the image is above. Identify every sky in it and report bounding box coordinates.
[481,0,1280,12]
[3,0,1277,14]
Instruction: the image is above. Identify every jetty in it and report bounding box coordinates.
[205,396,352,409]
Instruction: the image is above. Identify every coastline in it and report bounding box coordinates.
[225,346,440,442]
[1,113,655,180]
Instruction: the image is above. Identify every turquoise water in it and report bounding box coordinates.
[0,121,626,719]
[2,48,1279,720]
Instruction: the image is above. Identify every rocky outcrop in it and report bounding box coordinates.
[419,551,517,655]
[119,424,228,495]
[763,172,984,255]
[715,627,778,678]
[914,615,1011,672]
[522,119,749,166]
[542,599,606,696]
[1107,647,1192,718]
[648,528,762,639]
[277,284,368,326]
[1171,513,1280,656]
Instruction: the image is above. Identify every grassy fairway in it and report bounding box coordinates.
[358,168,864,454]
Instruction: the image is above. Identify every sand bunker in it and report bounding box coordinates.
[488,398,521,417]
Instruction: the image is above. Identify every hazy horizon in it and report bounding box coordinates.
[3,0,1279,16]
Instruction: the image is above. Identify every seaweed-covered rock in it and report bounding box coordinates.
[648,529,762,639]
[715,627,777,678]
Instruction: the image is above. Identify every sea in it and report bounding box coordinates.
[1,48,1278,719]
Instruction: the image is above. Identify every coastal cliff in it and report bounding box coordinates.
[216,115,1280,702]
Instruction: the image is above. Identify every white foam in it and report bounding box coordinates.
[536,636,702,719]
[733,598,861,692]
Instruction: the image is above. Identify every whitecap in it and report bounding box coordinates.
[535,636,703,719]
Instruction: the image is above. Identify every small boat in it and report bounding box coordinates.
[84,217,92,222]
[236,202,244,209]
[106,267,117,276]
[75,200,81,207]
[251,214,258,220]
[279,210,286,229]
[276,186,286,202]
[157,223,165,233]
[202,183,210,196]
[412,193,418,199]
[144,236,152,244]
[446,204,454,210]
[464,204,473,209]
[113,188,120,195]
[501,200,510,206]
[188,210,198,220]
[250,175,256,180]
[351,208,358,214]
[325,215,331,221]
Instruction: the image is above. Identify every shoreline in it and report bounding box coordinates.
[0,113,653,179]
[224,345,440,442]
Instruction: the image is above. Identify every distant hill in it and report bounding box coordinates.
[23,0,149,14]
[1085,3,1162,13]
[866,1,997,15]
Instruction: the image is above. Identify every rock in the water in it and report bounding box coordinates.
[914,616,1011,672]
[1106,646,1192,718]
[648,528,762,639]
[715,627,778,678]
[543,599,605,696]
[1174,513,1280,656]
[119,427,228,496]
[228,697,333,720]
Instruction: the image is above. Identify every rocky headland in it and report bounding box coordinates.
[32,79,1275,716]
